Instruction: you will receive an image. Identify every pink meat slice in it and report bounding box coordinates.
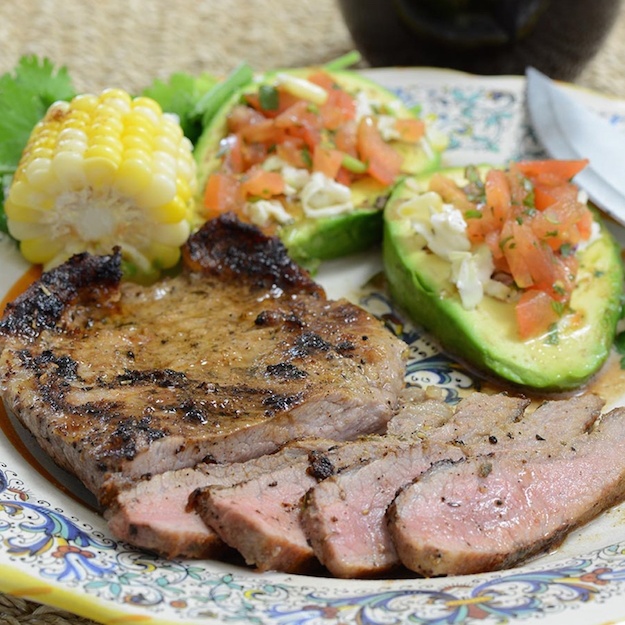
[388,397,622,576]
[191,387,443,572]
[301,392,603,578]
[106,443,320,558]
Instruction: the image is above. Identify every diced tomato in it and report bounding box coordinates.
[500,221,533,289]
[334,120,358,157]
[239,167,285,199]
[357,116,403,185]
[576,206,594,239]
[515,289,561,339]
[319,87,357,130]
[240,118,283,144]
[518,222,559,291]
[484,168,511,229]
[203,172,242,218]
[312,145,344,180]
[275,137,310,169]
[394,118,425,143]
[227,105,267,133]
[240,140,271,170]
[275,100,322,151]
[336,166,354,186]
[428,173,476,212]
[515,159,589,182]
[506,167,533,207]
[220,134,245,174]
[307,70,337,91]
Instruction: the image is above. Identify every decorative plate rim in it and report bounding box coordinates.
[2,66,625,625]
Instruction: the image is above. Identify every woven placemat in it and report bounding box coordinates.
[0,1,624,624]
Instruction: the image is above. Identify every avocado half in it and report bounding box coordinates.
[193,67,444,266]
[383,166,624,392]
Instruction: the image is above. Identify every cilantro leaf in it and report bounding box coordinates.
[0,55,76,233]
[142,71,219,143]
[0,56,75,173]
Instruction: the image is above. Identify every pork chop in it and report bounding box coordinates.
[0,214,407,504]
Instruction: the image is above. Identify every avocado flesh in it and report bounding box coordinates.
[193,68,443,265]
[383,168,624,392]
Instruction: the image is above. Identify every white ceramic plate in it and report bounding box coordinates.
[2,67,625,625]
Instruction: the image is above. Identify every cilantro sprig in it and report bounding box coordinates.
[141,71,220,144]
[0,56,76,233]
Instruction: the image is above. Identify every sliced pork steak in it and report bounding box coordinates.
[191,439,384,573]
[388,395,620,576]
[106,442,320,559]
[106,387,428,570]
[0,214,407,503]
[300,392,529,578]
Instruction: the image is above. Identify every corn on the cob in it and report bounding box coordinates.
[5,88,197,280]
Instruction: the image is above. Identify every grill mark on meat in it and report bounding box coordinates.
[265,363,308,380]
[0,249,122,340]
[0,214,406,504]
[308,450,336,480]
[182,212,322,295]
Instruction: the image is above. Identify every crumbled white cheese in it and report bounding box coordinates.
[449,245,494,310]
[244,199,294,227]
[261,155,287,172]
[261,156,310,196]
[282,166,311,195]
[377,114,400,141]
[412,201,471,260]
[398,191,512,310]
[354,91,377,121]
[300,172,353,218]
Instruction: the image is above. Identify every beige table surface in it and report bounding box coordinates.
[1,1,624,624]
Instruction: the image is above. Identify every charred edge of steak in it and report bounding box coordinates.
[182,213,323,295]
[0,248,122,339]
[308,450,336,481]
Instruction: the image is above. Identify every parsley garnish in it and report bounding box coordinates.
[0,56,75,176]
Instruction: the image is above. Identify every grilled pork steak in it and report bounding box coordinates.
[0,214,407,503]
[109,387,432,563]
[388,394,619,576]
[107,442,321,559]
[301,392,605,578]
[301,392,529,577]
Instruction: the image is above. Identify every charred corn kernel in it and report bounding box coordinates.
[5,89,197,281]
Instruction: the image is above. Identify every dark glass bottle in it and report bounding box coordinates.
[337,0,620,80]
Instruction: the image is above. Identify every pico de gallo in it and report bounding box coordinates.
[194,67,444,263]
[401,159,598,339]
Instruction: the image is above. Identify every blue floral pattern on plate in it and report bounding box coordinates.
[3,68,625,625]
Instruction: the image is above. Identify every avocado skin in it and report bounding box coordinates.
[383,169,624,392]
[193,68,442,265]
